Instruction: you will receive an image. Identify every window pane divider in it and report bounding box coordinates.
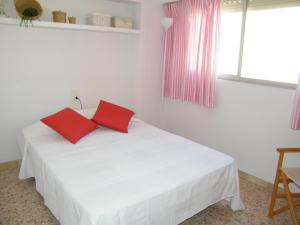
[237,0,249,78]
[218,74,297,89]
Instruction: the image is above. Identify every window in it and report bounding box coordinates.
[217,0,300,85]
[217,1,243,75]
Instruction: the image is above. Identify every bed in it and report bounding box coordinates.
[18,108,244,225]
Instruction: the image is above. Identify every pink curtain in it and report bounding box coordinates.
[291,75,300,130]
[163,0,221,107]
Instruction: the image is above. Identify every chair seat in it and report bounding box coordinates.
[282,168,300,187]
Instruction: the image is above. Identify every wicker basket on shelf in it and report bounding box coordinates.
[14,0,43,21]
[52,10,66,23]
[68,16,76,24]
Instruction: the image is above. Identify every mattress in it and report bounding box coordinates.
[18,108,244,225]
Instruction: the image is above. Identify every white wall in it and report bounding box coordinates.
[0,24,137,163]
[134,0,165,128]
[160,80,300,183]
[0,0,165,163]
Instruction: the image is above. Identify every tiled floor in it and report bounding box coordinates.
[0,166,299,225]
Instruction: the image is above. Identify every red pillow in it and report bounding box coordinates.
[92,100,134,133]
[41,108,98,144]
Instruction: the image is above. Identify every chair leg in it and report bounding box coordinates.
[269,152,285,218]
[269,174,280,217]
[282,171,299,225]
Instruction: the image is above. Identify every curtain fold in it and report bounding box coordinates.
[163,0,221,107]
[291,75,300,130]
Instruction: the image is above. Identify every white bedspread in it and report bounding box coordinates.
[18,109,244,225]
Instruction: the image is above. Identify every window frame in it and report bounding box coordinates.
[217,0,298,89]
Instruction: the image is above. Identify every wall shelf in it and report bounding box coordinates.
[0,17,140,34]
[160,0,179,3]
[105,0,141,4]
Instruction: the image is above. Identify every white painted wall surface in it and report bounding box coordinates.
[0,25,137,163]
[160,80,300,183]
[134,0,165,128]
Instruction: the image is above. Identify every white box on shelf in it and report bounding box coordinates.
[87,13,111,27]
[111,16,133,29]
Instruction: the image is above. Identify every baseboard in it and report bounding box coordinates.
[239,170,274,190]
[0,160,21,172]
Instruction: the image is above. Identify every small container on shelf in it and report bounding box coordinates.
[111,16,133,29]
[52,10,67,23]
[86,13,111,27]
[68,16,76,24]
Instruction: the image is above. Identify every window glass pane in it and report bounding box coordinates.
[217,1,243,75]
[242,3,300,84]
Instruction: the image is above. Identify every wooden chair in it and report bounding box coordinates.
[268,148,300,225]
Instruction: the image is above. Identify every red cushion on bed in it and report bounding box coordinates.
[92,100,134,133]
[41,108,98,144]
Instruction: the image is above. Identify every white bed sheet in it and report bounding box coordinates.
[18,108,244,225]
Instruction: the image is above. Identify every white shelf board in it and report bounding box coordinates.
[0,17,140,34]
[160,0,179,3]
[105,0,141,4]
